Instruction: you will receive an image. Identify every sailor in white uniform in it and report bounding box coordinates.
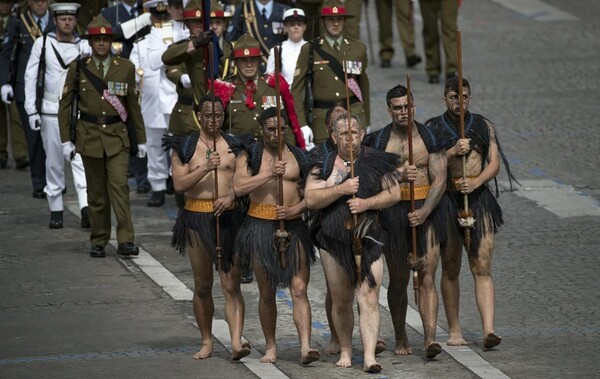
[24,2,91,229]
[130,0,178,207]
[266,8,308,85]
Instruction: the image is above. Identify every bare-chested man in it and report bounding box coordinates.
[233,107,319,365]
[305,112,402,373]
[166,95,250,361]
[357,84,448,358]
[428,77,515,348]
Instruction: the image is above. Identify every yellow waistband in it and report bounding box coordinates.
[247,201,301,220]
[400,185,430,201]
[184,198,236,213]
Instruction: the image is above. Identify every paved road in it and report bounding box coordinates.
[1,1,599,378]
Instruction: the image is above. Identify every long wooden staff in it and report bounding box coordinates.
[406,75,419,305]
[456,30,474,251]
[273,45,290,269]
[343,52,361,283]
[208,42,223,272]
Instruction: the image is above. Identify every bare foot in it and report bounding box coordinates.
[447,332,470,346]
[335,351,352,368]
[193,343,213,359]
[364,361,382,373]
[260,347,277,363]
[301,348,320,365]
[483,332,502,349]
[375,339,386,355]
[324,340,340,355]
[232,342,251,361]
[425,341,442,359]
[394,341,414,355]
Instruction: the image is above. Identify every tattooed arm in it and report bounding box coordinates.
[304,167,359,210]
[408,150,447,226]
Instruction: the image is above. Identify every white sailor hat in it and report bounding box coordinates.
[143,0,168,12]
[49,2,81,16]
[283,8,307,23]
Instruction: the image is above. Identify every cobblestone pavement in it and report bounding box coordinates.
[1,1,599,378]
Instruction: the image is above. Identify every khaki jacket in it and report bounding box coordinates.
[59,56,146,158]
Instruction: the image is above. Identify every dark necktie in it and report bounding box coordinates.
[37,18,42,33]
[333,41,340,52]
[131,8,137,18]
[261,8,267,20]
[98,61,105,79]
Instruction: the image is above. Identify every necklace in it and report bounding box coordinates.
[199,134,221,159]
[338,154,356,168]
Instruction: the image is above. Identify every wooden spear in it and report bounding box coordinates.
[456,30,475,251]
[208,42,223,272]
[343,52,361,283]
[406,75,419,305]
[273,45,290,269]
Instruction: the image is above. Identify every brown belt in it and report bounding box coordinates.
[400,184,430,201]
[247,200,301,221]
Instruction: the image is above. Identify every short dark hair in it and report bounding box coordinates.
[386,84,413,107]
[259,107,289,128]
[444,77,471,96]
[325,104,346,126]
[195,94,224,113]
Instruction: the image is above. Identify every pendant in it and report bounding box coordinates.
[206,148,212,159]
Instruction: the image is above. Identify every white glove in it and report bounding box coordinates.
[1,84,14,104]
[137,143,147,158]
[29,114,41,131]
[120,12,152,39]
[180,74,192,89]
[62,141,76,161]
[301,125,315,151]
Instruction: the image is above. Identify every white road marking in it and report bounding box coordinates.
[488,0,578,21]
[500,180,600,218]
[379,286,510,379]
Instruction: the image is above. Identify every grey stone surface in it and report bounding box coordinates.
[1,1,599,378]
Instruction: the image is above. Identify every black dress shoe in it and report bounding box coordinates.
[147,190,165,207]
[428,75,440,84]
[240,268,254,284]
[116,242,139,257]
[80,206,91,229]
[15,156,29,170]
[0,159,7,169]
[32,190,46,199]
[89,245,106,258]
[406,54,422,68]
[380,59,391,68]
[49,211,63,229]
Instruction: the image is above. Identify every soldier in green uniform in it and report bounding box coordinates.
[219,33,303,147]
[208,0,233,79]
[292,0,370,145]
[59,15,147,258]
[375,0,422,68]
[0,0,29,169]
[418,0,458,83]
[161,0,213,105]
[340,0,361,41]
